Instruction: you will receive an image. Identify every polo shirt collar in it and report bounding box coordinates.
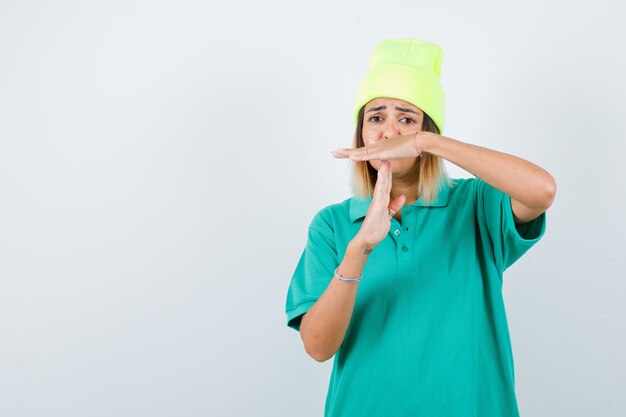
[349,182,451,222]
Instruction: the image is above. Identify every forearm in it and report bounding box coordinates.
[300,238,372,362]
[424,133,556,208]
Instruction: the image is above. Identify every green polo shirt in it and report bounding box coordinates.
[285,177,547,417]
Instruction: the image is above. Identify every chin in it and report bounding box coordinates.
[374,162,420,180]
[371,159,411,172]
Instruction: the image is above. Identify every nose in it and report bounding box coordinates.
[382,120,401,140]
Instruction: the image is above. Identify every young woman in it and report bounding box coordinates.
[285,38,556,417]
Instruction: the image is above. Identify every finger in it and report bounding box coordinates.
[373,161,390,205]
[388,194,406,215]
[373,160,388,193]
[378,161,392,207]
[344,141,377,160]
[383,160,392,195]
[349,147,382,161]
[350,134,415,161]
[331,148,351,158]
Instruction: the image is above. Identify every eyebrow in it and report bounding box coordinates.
[366,105,420,115]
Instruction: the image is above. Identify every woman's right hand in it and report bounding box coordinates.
[353,160,406,249]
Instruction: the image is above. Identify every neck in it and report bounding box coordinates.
[390,166,420,205]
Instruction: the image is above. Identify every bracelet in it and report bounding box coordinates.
[413,131,422,157]
[334,267,362,283]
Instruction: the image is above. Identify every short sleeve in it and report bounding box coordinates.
[473,178,547,273]
[285,209,338,332]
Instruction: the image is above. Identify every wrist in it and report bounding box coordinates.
[419,131,440,155]
[338,238,371,280]
[350,235,375,254]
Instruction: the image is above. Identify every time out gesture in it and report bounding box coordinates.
[331,130,557,229]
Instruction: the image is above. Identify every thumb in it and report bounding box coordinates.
[388,195,406,215]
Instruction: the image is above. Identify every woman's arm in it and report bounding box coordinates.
[300,237,371,362]
[334,132,556,223]
[423,133,557,223]
[301,160,401,361]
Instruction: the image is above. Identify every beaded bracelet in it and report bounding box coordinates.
[334,267,362,283]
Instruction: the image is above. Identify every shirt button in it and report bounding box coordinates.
[402,246,409,252]
[394,229,401,236]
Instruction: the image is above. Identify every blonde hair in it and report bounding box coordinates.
[349,106,453,204]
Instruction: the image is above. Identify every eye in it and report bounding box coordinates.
[368,116,383,122]
[400,117,416,124]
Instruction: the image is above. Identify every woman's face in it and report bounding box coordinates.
[362,97,424,174]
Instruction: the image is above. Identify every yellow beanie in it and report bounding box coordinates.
[354,38,445,134]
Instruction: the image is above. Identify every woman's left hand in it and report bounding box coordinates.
[331,131,433,161]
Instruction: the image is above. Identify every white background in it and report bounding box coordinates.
[1,1,624,416]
